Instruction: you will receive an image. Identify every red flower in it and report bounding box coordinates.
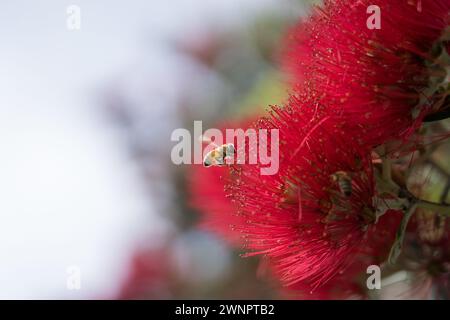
[285,209,403,299]
[187,0,448,296]
[225,103,401,290]
[189,164,244,246]
[117,248,174,299]
[283,0,450,145]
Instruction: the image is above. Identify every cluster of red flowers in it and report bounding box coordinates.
[284,0,450,145]
[190,0,450,298]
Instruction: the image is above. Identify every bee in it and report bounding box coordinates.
[203,143,235,167]
[330,171,353,197]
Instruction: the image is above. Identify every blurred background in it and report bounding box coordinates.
[0,0,314,299]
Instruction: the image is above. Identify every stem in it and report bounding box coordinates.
[440,179,450,204]
[386,192,450,265]
[423,107,450,122]
[397,185,450,215]
[382,156,392,183]
[416,199,450,216]
[388,202,418,265]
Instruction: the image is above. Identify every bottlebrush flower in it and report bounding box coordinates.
[283,0,450,146]
[224,101,402,290]
[284,209,403,298]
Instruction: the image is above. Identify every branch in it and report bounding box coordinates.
[416,199,450,216]
[388,202,417,265]
[423,107,450,122]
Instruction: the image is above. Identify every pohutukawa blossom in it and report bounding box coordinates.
[188,0,449,297]
[283,0,450,145]
[225,103,401,290]
[116,248,174,299]
[278,207,402,299]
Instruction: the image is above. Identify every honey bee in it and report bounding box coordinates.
[203,143,235,167]
[330,171,353,197]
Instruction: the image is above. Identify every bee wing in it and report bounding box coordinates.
[226,143,235,155]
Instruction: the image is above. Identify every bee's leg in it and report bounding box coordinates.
[216,157,225,166]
